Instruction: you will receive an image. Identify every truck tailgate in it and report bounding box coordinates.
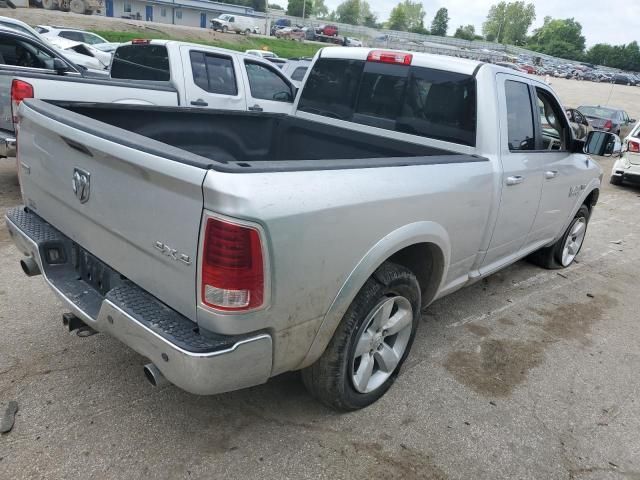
[16,100,206,320]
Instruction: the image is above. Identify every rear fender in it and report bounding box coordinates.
[298,221,450,369]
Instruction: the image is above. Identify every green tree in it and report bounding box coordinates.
[430,7,449,36]
[453,24,476,41]
[527,17,585,59]
[286,0,312,18]
[388,0,425,32]
[482,1,535,45]
[268,2,283,9]
[314,0,329,18]
[335,0,361,25]
[586,42,640,71]
[334,0,375,26]
[361,1,378,27]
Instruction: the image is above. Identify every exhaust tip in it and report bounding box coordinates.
[143,363,168,388]
[20,257,40,277]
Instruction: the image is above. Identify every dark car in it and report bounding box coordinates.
[613,73,634,85]
[577,105,636,137]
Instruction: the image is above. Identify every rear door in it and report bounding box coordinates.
[179,45,246,110]
[480,75,545,272]
[241,59,295,114]
[18,101,206,319]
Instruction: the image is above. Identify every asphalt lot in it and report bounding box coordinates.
[2,88,640,479]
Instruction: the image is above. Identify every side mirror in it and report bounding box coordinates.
[48,58,70,74]
[273,91,293,102]
[630,118,636,123]
[584,130,622,157]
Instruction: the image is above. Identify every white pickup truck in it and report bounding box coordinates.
[0,35,297,157]
[6,48,618,411]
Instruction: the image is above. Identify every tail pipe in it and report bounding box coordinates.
[143,364,169,388]
[20,257,40,277]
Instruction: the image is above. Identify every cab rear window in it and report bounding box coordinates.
[298,58,477,146]
[111,44,170,81]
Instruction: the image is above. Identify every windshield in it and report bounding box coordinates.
[579,106,616,119]
[218,14,232,21]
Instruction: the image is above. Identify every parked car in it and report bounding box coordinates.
[566,108,592,141]
[612,73,633,85]
[316,24,338,37]
[518,64,536,74]
[45,35,112,69]
[245,49,278,59]
[210,14,260,34]
[6,47,613,411]
[270,18,291,36]
[280,58,311,87]
[35,25,108,45]
[345,37,363,47]
[0,17,106,71]
[611,120,640,185]
[577,105,636,137]
[0,37,299,158]
[274,27,305,41]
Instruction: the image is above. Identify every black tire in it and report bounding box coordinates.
[527,205,590,269]
[221,26,228,33]
[302,262,421,411]
[610,175,623,186]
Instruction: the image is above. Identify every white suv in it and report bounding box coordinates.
[611,120,640,186]
[35,26,108,45]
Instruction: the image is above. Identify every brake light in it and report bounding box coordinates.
[131,38,151,44]
[11,79,33,123]
[367,50,412,66]
[201,216,264,311]
[629,140,640,153]
[603,119,613,130]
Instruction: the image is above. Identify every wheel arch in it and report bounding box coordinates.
[298,221,450,369]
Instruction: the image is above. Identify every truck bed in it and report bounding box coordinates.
[39,101,486,173]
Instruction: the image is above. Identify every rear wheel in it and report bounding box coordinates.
[245,29,251,35]
[69,0,85,13]
[42,0,58,9]
[527,205,590,269]
[302,262,420,411]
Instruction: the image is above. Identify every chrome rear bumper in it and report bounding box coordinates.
[5,207,273,395]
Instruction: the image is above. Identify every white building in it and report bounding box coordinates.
[104,0,267,32]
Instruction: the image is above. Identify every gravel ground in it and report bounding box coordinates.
[1,62,640,479]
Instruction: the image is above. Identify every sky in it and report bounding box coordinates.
[272,0,640,47]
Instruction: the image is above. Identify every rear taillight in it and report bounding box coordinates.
[603,119,613,130]
[11,79,33,124]
[629,140,640,153]
[201,216,265,311]
[367,50,412,65]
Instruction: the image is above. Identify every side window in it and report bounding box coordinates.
[0,37,55,69]
[189,51,237,95]
[245,61,293,102]
[290,66,307,81]
[59,31,84,42]
[536,88,567,150]
[81,33,103,45]
[504,80,535,151]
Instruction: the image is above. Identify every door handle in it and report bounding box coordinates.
[545,170,559,179]
[190,99,208,107]
[506,175,524,186]
[248,104,263,112]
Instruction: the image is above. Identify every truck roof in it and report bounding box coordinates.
[320,47,483,76]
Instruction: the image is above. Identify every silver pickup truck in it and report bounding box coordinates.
[5,48,618,410]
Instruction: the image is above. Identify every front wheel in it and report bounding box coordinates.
[527,205,590,269]
[221,26,228,33]
[302,262,420,411]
